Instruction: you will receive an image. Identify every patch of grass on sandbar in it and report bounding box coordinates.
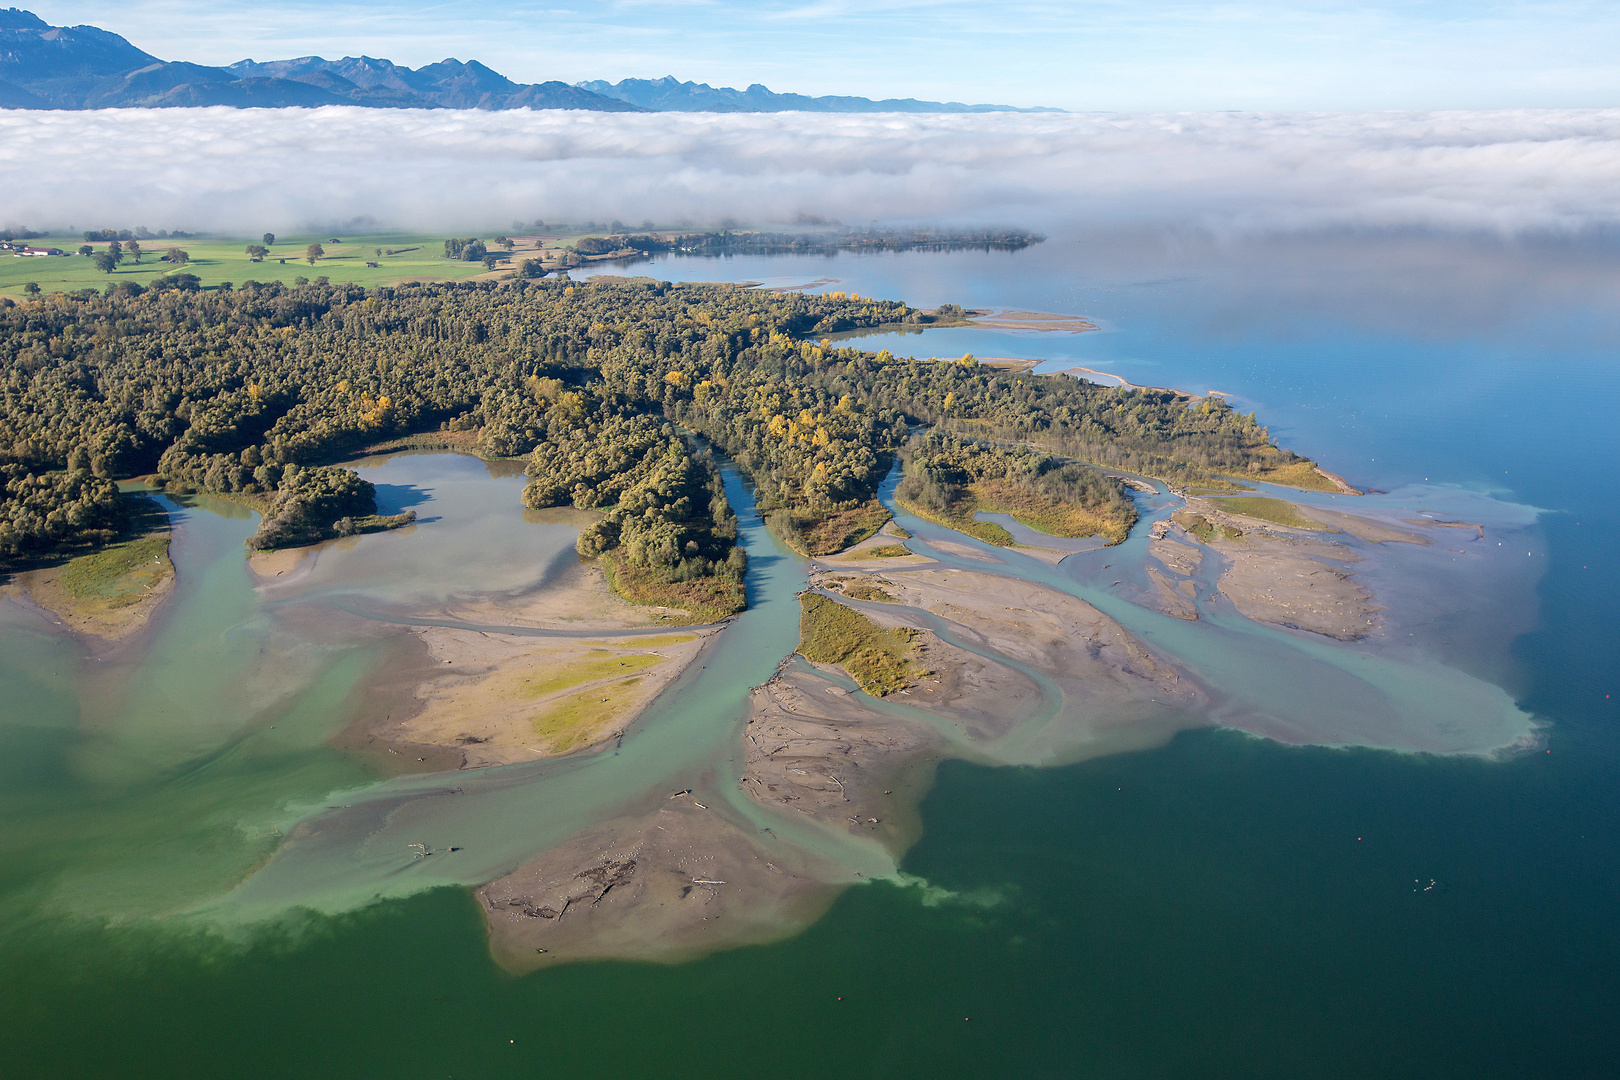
[1172,511,1239,543]
[532,676,645,752]
[971,478,1133,544]
[595,633,697,649]
[894,496,1015,547]
[58,535,171,608]
[840,582,896,603]
[798,593,916,696]
[868,544,913,558]
[1208,496,1331,531]
[516,652,664,700]
[1248,460,1342,493]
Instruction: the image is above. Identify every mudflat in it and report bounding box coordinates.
[310,556,727,773]
[1172,495,1383,640]
[480,561,1201,971]
[480,794,850,972]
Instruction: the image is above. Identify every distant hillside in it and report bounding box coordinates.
[576,76,1060,114]
[0,7,1056,113]
[225,56,634,112]
[0,8,638,110]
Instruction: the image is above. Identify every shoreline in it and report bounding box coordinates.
[65,449,1532,973]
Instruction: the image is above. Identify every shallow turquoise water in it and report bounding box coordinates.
[2,232,1617,1076]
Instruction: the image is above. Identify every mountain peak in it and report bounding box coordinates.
[1,9,1057,113]
[1,14,637,111]
[0,7,47,30]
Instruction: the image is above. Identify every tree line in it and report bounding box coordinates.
[568,227,1045,266]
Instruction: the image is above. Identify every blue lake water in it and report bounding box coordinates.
[1,230,1616,1077]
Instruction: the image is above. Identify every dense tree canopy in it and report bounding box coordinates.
[0,273,1321,612]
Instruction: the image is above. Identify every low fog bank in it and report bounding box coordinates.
[2,107,1618,235]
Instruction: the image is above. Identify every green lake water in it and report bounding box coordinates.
[3,231,1617,1077]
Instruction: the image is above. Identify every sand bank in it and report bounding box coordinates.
[1308,507,1430,544]
[805,567,1201,765]
[322,557,725,773]
[355,627,715,770]
[1169,496,1379,640]
[742,661,947,848]
[5,537,175,645]
[481,563,1199,972]
[1160,494,1483,642]
[970,309,1098,333]
[435,558,687,631]
[480,794,850,971]
[245,545,313,585]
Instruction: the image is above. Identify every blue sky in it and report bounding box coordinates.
[27,1,1620,110]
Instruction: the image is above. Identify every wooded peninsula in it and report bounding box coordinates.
[0,274,1329,616]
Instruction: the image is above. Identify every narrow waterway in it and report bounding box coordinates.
[0,437,1543,943]
[227,449,1543,924]
[210,456,901,924]
[886,472,1539,757]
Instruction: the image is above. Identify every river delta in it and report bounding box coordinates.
[2,230,1616,1078]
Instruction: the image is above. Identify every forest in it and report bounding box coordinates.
[895,430,1139,545]
[571,227,1044,264]
[0,273,1319,613]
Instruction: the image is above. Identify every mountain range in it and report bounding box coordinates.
[0,8,1053,113]
[576,77,1058,114]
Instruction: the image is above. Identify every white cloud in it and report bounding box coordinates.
[3,106,1619,236]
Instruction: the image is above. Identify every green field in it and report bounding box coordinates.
[798,593,916,696]
[840,582,897,603]
[1207,496,1331,530]
[0,232,496,298]
[56,534,171,607]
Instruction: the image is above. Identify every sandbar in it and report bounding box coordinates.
[480,562,1199,972]
[480,793,851,971]
[329,556,725,775]
[5,536,175,646]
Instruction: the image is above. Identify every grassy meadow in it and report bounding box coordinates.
[867,544,913,558]
[0,232,498,298]
[56,534,171,608]
[1207,496,1331,531]
[798,592,917,696]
